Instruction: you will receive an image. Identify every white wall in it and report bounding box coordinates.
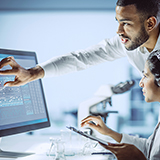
[0,11,131,133]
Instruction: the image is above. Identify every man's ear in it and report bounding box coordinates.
[146,16,157,32]
[158,80,160,87]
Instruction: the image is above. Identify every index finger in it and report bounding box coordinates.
[99,142,123,152]
[0,56,17,69]
[81,117,97,127]
[81,115,101,123]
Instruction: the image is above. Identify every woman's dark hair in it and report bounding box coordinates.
[147,50,160,87]
[116,0,160,20]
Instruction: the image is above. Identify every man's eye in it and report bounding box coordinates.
[143,74,147,78]
[123,23,129,26]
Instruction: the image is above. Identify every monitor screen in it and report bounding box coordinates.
[0,48,50,137]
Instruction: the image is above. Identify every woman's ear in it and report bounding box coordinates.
[146,16,157,32]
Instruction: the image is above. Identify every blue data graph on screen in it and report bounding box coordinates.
[0,75,48,126]
[0,106,25,119]
[0,76,24,107]
[0,80,35,115]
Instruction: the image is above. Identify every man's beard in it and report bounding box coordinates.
[125,25,149,51]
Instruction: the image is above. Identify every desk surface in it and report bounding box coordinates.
[0,134,116,160]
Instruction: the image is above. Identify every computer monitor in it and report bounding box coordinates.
[0,48,50,158]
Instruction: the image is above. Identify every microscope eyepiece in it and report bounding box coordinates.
[111,80,135,94]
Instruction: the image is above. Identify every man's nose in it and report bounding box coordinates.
[116,24,124,35]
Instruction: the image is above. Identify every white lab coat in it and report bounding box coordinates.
[121,122,160,160]
[39,34,160,77]
[39,33,160,160]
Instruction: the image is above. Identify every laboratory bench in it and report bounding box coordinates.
[0,133,116,160]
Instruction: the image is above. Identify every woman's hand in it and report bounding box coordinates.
[100,142,147,160]
[81,115,122,142]
[81,115,112,135]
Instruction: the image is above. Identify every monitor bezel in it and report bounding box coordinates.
[0,48,50,137]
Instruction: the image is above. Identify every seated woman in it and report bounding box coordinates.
[81,50,160,160]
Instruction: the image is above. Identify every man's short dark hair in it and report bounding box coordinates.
[116,0,160,20]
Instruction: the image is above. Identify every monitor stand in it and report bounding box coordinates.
[0,138,34,158]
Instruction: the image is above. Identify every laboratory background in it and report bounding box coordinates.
[0,0,159,139]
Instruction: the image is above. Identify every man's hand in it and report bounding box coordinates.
[100,143,147,160]
[0,56,44,87]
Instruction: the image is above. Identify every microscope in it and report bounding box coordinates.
[78,80,135,137]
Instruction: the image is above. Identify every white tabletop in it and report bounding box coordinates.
[0,134,116,160]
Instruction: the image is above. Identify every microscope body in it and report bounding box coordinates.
[78,80,135,137]
[77,84,117,138]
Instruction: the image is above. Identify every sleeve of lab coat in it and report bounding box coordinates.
[39,35,126,77]
[121,133,151,158]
